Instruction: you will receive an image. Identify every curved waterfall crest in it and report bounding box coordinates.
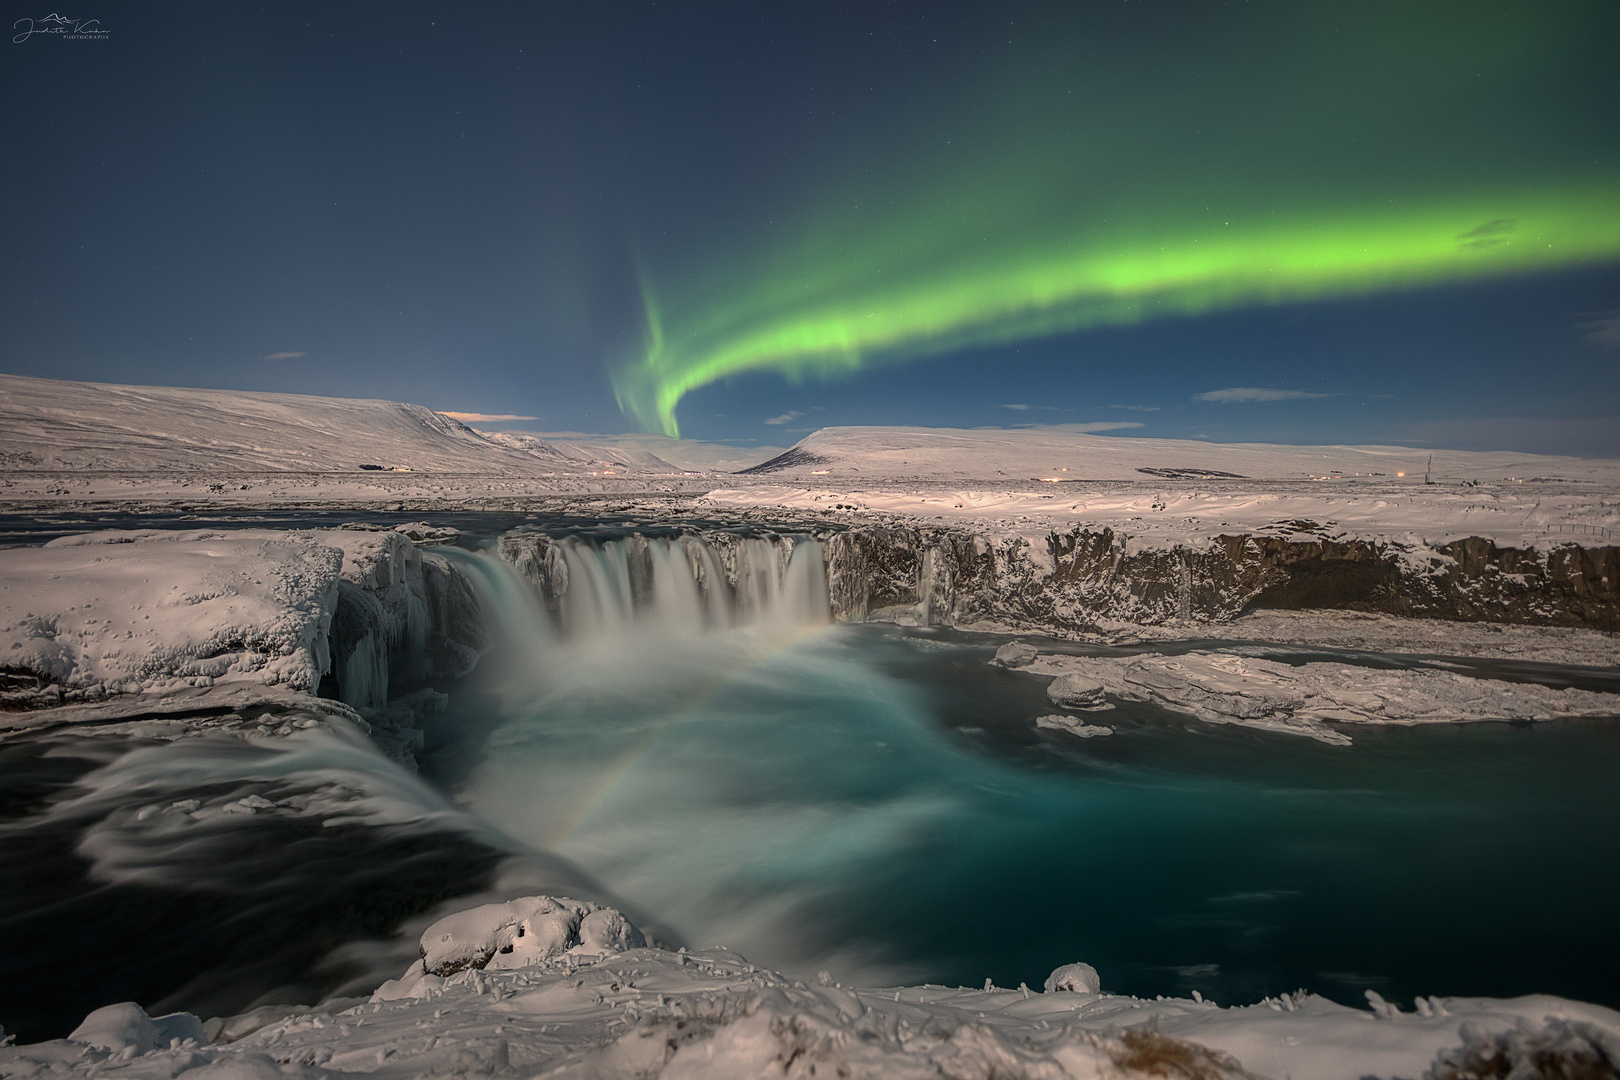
[484,529,832,639]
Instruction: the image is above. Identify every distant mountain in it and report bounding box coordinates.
[477,430,678,472]
[0,374,669,474]
[738,425,1617,483]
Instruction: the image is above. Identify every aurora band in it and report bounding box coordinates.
[612,185,1620,438]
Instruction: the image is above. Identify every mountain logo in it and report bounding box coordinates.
[13,13,109,43]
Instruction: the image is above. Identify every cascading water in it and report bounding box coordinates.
[6,520,1620,1044]
[433,530,1620,1004]
[500,531,830,640]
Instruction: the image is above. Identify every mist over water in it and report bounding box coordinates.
[0,720,514,1039]
[438,534,1620,1005]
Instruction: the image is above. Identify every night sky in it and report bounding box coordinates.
[5,1,1618,454]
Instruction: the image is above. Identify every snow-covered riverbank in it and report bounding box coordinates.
[7,892,1619,1080]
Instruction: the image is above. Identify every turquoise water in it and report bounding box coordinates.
[4,522,1616,1043]
[427,618,1620,1010]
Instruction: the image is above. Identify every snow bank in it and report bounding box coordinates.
[10,907,1619,1080]
[707,481,1619,554]
[68,1003,206,1055]
[0,530,341,710]
[1023,651,1620,745]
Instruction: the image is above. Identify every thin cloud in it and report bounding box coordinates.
[1107,404,1161,412]
[999,403,1030,410]
[263,351,307,361]
[999,403,1069,411]
[1194,387,1332,403]
[764,411,803,425]
[437,411,539,422]
[1037,421,1143,433]
[1578,311,1620,349]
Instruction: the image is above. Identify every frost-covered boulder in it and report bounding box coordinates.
[68,1002,207,1054]
[1046,673,1108,709]
[419,895,645,976]
[1044,962,1102,994]
[993,641,1039,667]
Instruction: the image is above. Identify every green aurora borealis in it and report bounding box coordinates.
[611,3,1620,437]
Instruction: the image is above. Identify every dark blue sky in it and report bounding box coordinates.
[4,1,1617,454]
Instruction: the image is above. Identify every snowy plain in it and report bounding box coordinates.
[2,375,1619,1077]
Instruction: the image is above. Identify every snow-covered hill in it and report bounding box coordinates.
[478,430,678,472]
[0,374,670,475]
[740,425,1620,484]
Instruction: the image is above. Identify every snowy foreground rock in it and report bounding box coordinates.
[0,527,485,732]
[5,894,1619,1080]
[0,531,343,711]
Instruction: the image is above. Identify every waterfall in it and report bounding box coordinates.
[481,531,831,644]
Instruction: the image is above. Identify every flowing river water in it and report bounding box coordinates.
[2,518,1617,1041]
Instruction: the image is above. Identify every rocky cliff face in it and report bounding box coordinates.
[317,530,488,710]
[824,525,1620,633]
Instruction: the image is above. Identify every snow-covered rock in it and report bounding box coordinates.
[1045,674,1109,709]
[0,526,486,752]
[1045,962,1103,994]
[814,520,1620,634]
[68,1002,206,1054]
[8,893,1620,1079]
[0,530,341,710]
[1036,714,1114,737]
[1024,652,1620,745]
[416,895,646,978]
[993,641,1039,667]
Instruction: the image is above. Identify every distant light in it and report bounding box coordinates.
[1396,471,1405,477]
[811,469,830,475]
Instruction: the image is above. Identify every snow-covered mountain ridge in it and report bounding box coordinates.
[744,425,1620,484]
[0,374,676,475]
